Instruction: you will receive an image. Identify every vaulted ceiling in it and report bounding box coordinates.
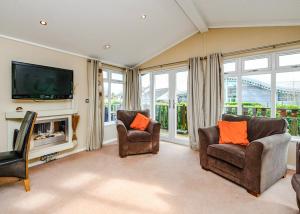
[0,0,299,67]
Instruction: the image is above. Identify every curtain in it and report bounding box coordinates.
[86,60,104,150]
[124,68,141,110]
[187,53,224,150]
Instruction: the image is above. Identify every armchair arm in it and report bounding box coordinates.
[198,126,219,168]
[116,120,128,157]
[13,129,19,150]
[296,142,300,174]
[147,120,161,153]
[244,133,291,193]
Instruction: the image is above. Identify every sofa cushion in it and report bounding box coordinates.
[127,130,151,142]
[207,144,246,169]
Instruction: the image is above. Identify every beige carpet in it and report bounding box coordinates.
[0,142,298,214]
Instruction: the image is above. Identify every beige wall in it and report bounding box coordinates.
[140,26,300,68]
[140,26,300,168]
[0,37,117,156]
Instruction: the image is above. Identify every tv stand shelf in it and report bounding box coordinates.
[5,109,78,160]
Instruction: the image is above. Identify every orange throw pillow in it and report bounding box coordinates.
[130,113,150,131]
[218,121,249,145]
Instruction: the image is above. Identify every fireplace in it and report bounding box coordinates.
[32,118,69,148]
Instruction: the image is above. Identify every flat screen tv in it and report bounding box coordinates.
[12,61,73,100]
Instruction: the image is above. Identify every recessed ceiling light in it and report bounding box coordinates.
[141,14,147,20]
[40,20,47,26]
[104,44,111,49]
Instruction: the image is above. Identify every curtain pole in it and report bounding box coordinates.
[139,39,300,72]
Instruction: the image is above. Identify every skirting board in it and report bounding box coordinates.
[288,164,296,171]
[103,138,117,145]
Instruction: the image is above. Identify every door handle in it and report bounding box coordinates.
[173,99,175,109]
[168,99,171,109]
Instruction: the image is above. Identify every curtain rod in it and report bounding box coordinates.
[87,59,127,71]
[139,39,300,71]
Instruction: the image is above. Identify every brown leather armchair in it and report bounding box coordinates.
[198,114,291,196]
[0,111,37,191]
[116,110,160,158]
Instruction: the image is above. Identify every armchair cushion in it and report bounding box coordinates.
[222,114,288,141]
[127,130,152,142]
[218,121,249,145]
[207,144,246,169]
[130,113,150,131]
[0,151,22,166]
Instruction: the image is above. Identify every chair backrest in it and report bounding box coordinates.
[117,110,150,129]
[222,114,288,142]
[14,111,37,158]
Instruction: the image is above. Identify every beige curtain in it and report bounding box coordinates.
[86,60,104,150]
[124,68,141,110]
[187,53,224,150]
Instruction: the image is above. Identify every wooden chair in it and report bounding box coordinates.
[0,111,37,191]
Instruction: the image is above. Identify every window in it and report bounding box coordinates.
[224,77,237,115]
[278,53,300,68]
[224,50,300,137]
[141,73,151,111]
[223,61,236,73]
[103,69,124,123]
[243,56,270,71]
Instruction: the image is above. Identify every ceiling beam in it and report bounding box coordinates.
[175,0,208,32]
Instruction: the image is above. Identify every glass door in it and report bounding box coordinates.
[175,71,188,143]
[150,68,188,145]
[153,73,170,137]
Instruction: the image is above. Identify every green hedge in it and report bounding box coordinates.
[155,102,188,133]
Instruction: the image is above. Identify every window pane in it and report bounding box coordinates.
[224,62,236,73]
[224,77,237,115]
[103,71,108,79]
[279,53,300,67]
[111,72,123,81]
[141,73,151,111]
[154,73,169,135]
[276,71,300,136]
[176,71,188,139]
[110,83,123,121]
[242,74,271,117]
[104,82,109,122]
[244,58,269,71]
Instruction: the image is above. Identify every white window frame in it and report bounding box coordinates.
[103,68,125,125]
[242,54,272,72]
[224,49,300,140]
[276,49,300,70]
[223,59,238,74]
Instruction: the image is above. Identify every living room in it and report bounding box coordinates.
[0,0,300,213]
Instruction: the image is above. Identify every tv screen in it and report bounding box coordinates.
[12,61,73,100]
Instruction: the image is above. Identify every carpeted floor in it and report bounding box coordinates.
[0,142,298,214]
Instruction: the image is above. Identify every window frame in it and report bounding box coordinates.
[103,68,125,125]
[276,49,300,71]
[224,49,300,139]
[223,59,238,74]
[242,54,271,72]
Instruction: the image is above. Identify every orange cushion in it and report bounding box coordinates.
[218,120,249,145]
[130,113,150,131]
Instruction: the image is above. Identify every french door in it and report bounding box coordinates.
[141,67,188,145]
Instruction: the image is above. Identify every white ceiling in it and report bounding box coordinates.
[0,0,299,67]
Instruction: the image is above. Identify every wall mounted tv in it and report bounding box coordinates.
[12,61,73,100]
